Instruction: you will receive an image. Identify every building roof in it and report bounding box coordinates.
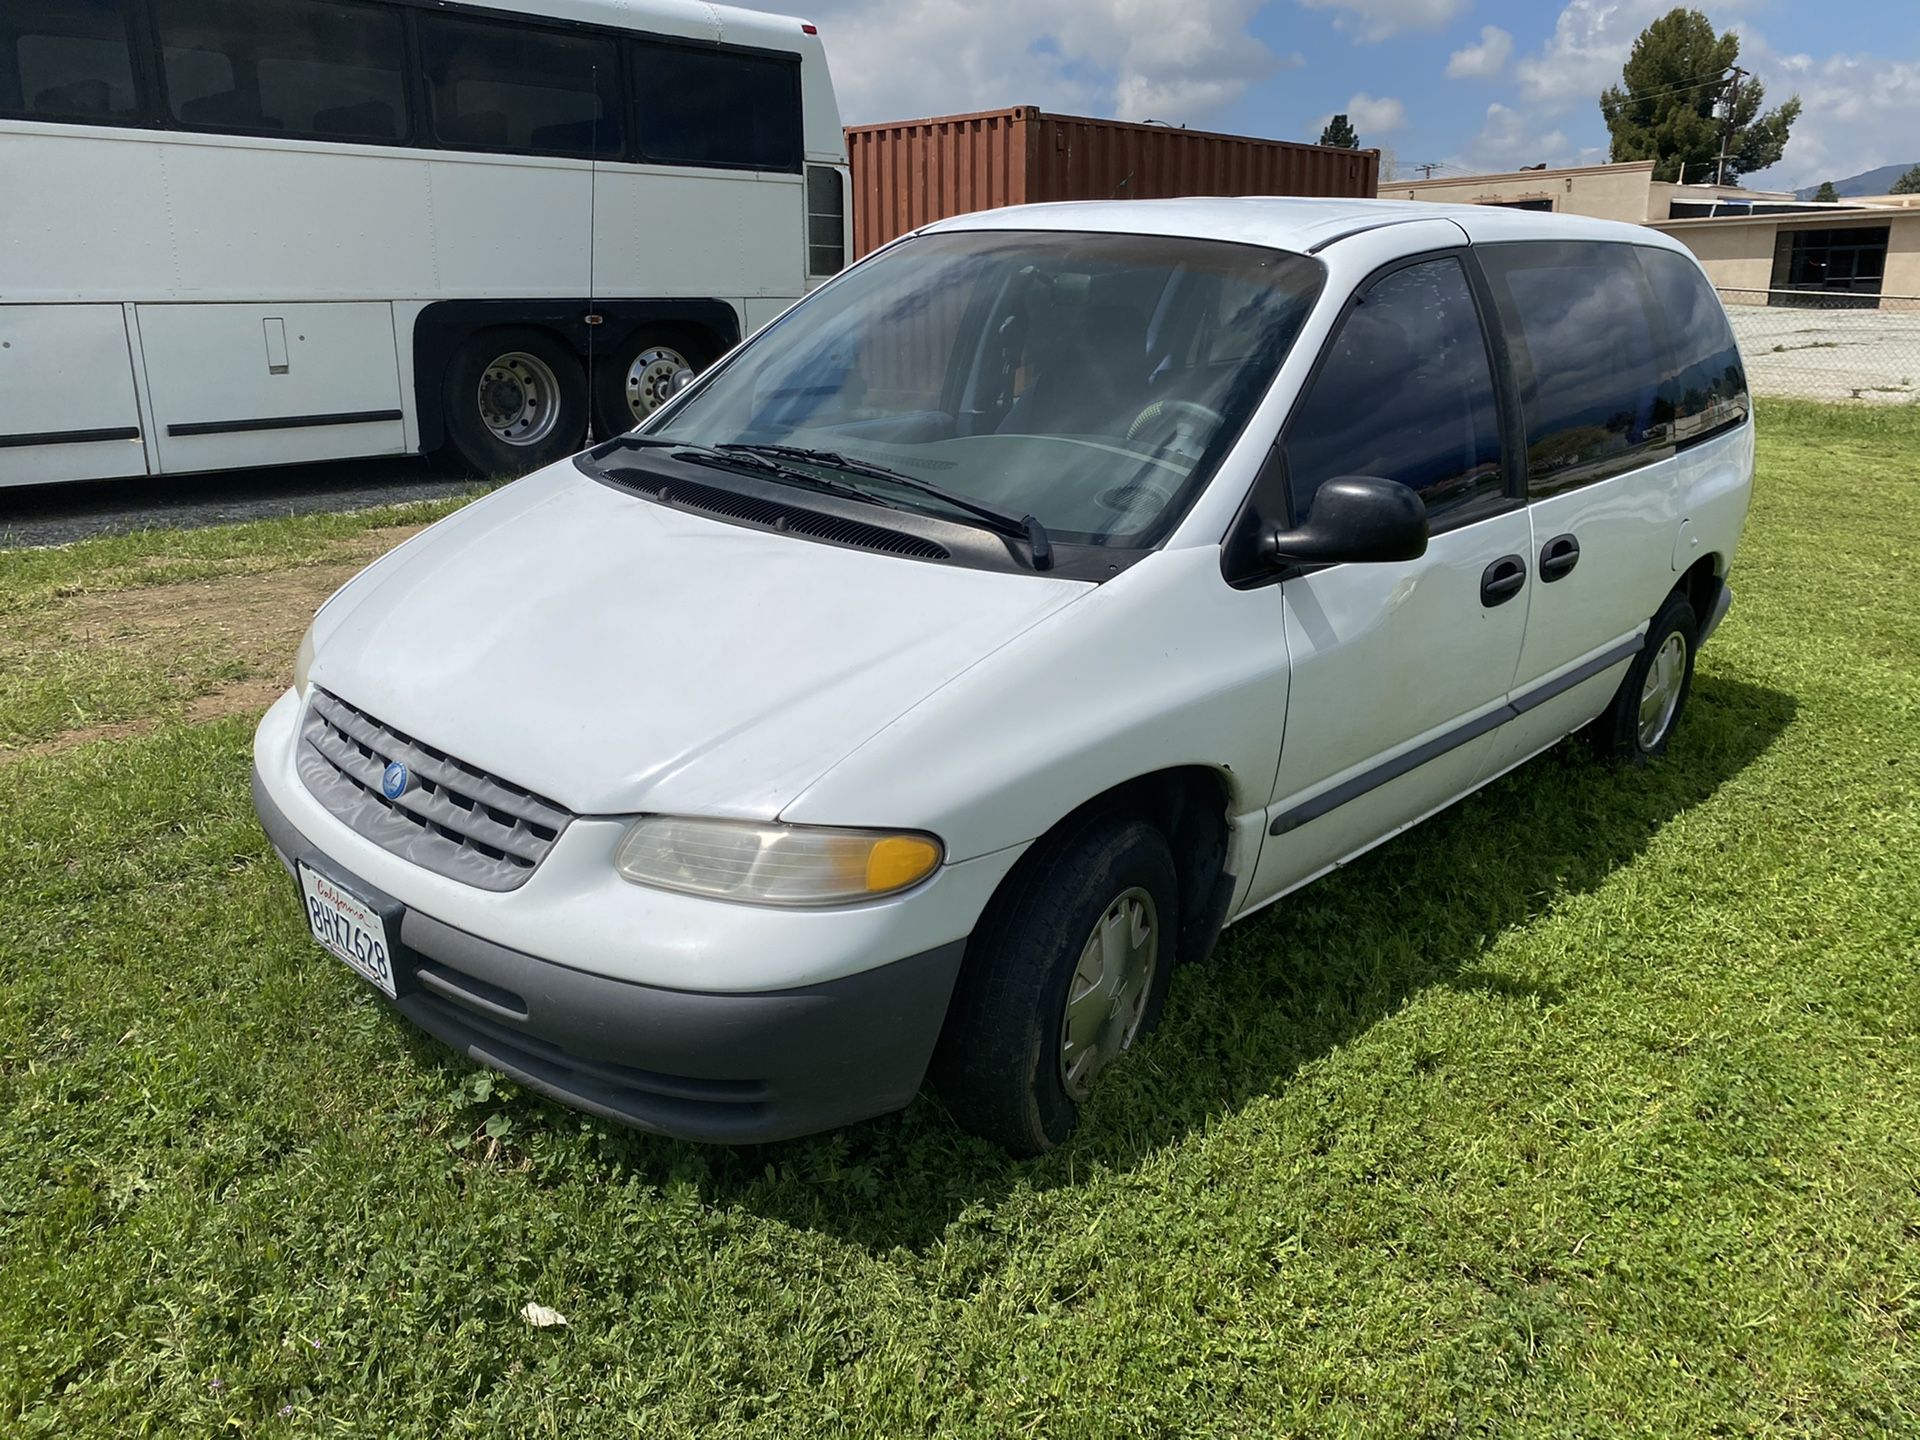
[1391,159,1657,190]
[918,195,1690,255]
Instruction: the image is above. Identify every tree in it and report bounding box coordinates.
[1814,179,1839,202]
[1319,114,1359,149]
[1892,165,1920,195]
[1599,8,1800,185]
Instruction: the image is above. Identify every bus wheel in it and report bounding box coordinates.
[443,328,588,477]
[594,326,714,437]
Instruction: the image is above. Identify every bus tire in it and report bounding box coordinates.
[593,325,718,438]
[442,328,588,478]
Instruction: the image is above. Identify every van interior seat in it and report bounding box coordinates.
[1001,303,1150,437]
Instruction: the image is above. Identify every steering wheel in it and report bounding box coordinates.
[1125,399,1226,456]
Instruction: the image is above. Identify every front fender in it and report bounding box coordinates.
[780,547,1291,864]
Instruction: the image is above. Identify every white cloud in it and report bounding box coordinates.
[1734,32,1920,191]
[1338,92,1408,135]
[1446,25,1514,80]
[1451,101,1570,173]
[762,0,1288,127]
[1296,0,1469,44]
[1514,0,1763,115]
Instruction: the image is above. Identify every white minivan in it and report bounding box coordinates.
[253,198,1753,1154]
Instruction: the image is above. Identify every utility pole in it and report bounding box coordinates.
[1715,66,1747,187]
[1416,162,1440,179]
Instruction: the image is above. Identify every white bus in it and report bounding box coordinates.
[0,0,848,487]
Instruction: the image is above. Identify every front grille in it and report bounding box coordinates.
[297,690,572,891]
[601,467,952,562]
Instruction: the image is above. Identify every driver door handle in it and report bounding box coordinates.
[1481,554,1527,607]
[1539,533,1581,583]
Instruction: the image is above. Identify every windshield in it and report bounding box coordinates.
[648,230,1324,547]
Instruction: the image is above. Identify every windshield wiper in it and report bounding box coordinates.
[722,444,1055,571]
[605,434,880,505]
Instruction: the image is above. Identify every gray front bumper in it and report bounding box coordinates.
[253,768,965,1144]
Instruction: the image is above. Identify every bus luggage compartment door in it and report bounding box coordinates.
[0,305,150,488]
[136,303,408,475]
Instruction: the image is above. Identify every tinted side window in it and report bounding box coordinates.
[1,0,139,122]
[1638,247,1750,446]
[1480,242,1669,496]
[632,42,801,172]
[421,14,623,159]
[152,0,407,142]
[1284,257,1505,523]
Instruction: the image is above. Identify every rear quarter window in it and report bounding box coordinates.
[1480,241,1669,497]
[1637,246,1750,447]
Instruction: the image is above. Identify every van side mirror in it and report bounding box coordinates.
[1261,475,1429,567]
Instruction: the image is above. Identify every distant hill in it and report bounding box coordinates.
[1795,162,1918,199]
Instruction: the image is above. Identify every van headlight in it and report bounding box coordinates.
[614,817,943,906]
[294,623,317,698]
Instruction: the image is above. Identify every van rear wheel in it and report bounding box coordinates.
[933,815,1178,1155]
[1590,591,1698,764]
[442,327,587,477]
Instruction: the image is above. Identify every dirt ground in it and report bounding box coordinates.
[0,524,424,766]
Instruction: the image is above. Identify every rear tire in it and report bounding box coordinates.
[1589,591,1698,764]
[442,327,587,478]
[933,814,1178,1155]
[592,325,718,439]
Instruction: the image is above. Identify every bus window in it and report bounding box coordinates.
[2,0,140,123]
[631,41,801,172]
[419,13,623,160]
[152,0,407,142]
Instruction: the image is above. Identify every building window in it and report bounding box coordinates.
[1770,226,1890,309]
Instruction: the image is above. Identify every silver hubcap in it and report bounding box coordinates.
[1058,887,1159,1102]
[1638,631,1688,749]
[477,351,563,447]
[625,346,692,422]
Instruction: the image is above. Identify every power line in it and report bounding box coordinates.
[1610,70,1737,109]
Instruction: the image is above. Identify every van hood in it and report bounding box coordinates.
[305,463,1089,818]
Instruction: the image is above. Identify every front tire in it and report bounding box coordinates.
[934,815,1179,1155]
[1590,591,1698,764]
[442,327,588,477]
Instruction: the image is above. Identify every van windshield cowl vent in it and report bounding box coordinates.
[599,466,952,562]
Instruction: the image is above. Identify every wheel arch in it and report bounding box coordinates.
[412,299,741,454]
[1676,552,1724,626]
[976,764,1237,974]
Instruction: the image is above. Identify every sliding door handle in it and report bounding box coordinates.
[1480,554,1527,607]
[1539,533,1581,583]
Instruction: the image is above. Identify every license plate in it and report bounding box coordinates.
[299,864,397,999]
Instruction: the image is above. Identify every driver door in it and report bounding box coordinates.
[1243,251,1533,905]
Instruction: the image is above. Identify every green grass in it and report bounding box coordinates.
[2,404,1917,1435]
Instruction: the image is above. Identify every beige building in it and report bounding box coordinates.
[1381,160,1920,306]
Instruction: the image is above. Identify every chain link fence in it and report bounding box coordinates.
[1718,289,1920,405]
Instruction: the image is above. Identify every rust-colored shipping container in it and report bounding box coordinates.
[846,106,1381,259]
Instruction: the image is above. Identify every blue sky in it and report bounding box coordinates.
[740,0,1920,191]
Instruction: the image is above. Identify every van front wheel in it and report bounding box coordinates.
[934,816,1178,1155]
